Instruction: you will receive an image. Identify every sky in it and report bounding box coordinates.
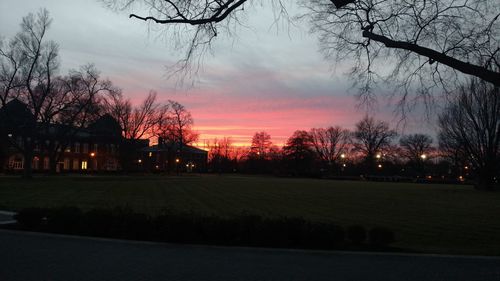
[0,0,434,147]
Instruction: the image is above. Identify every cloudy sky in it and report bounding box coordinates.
[0,0,431,146]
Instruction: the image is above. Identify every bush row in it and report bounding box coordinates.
[14,207,395,250]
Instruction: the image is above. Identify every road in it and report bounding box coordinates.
[1,229,499,281]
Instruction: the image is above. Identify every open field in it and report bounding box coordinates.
[0,175,499,255]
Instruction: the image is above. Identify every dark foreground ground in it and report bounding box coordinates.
[1,175,500,255]
[1,229,499,281]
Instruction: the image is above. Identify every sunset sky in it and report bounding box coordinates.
[0,0,434,147]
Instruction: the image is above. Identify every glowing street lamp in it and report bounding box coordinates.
[420,154,427,160]
[376,154,381,159]
[340,153,346,159]
[90,152,96,157]
[378,164,383,169]
[138,159,142,163]
[175,158,180,163]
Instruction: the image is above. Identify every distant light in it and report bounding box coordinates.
[342,163,346,167]
[340,154,346,159]
[378,164,382,168]
[420,154,427,160]
[90,152,95,157]
[155,165,159,169]
[175,158,180,163]
[149,152,153,157]
[376,154,381,159]
[464,166,469,170]
[7,134,12,137]
[138,159,142,163]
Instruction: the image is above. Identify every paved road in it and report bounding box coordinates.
[0,211,16,224]
[1,229,499,281]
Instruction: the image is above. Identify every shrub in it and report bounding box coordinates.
[46,207,83,233]
[347,225,367,245]
[83,208,115,237]
[369,227,395,247]
[14,207,49,229]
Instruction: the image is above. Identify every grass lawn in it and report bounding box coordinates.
[0,174,499,255]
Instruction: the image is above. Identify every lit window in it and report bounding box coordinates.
[81,160,88,170]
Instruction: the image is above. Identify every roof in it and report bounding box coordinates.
[141,144,208,154]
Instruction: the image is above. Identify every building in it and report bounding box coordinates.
[139,141,208,173]
[0,99,207,174]
[0,100,148,173]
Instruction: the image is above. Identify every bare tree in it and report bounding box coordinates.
[302,0,500,104]
[399,133,434,176]
[249,131,273,159]
[105,90,166,140]
[282,130,317,175]
[0,9,59,177]
[207,137,235,172]
[104,0,499,103]
[157,100,198,148]
[352,115,397,169]
[42,64,118,173]
[438,79,500,190]
[399,134,433,163]
[0,34,26,107]
[309,126,350,168]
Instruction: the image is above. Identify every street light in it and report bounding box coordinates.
[420,154,427,160]
[90,152,95,157]
[376,154,381,159]
[340,153,346,159]
[175,158,180,163]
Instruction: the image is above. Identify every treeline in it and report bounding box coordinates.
[206,82,500,192]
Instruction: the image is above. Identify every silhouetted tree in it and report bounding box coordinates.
[282,130,316,176]
[309,126,350,173]
[157,100,198,169]
[353,116,397,172]
[438,79,500,190]
[207,137,236,173]
[399,134,434,176]
[105,90,165,140]
[245,131,274,173]
[43,64,116,173]
[303,0,500,104]
[249,131,273,159]
[104,0,499,101]
[0,9,59,177]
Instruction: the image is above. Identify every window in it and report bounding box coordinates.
[81,160,88,170]
[64,158,70,170]
[74,143,80,153]
[82,143,88,153]
[93,143,98,153]
[73,159,79,170]
[33,157,39,170]
[110,144,116,154]
[43,157,50,170]
[8,156,23,170]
